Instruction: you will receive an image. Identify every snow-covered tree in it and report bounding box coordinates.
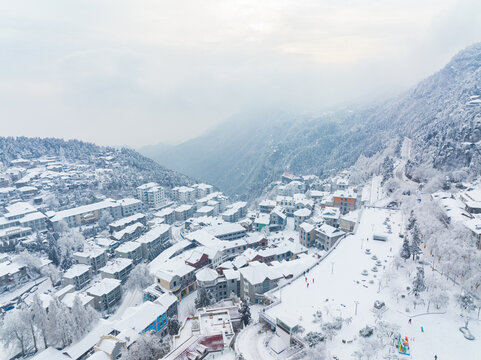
[98,211,114,230]
[167,318,181,336]
[412,267,426,296]
[20,305,38,353]
[53,220,69,234]
[409,226,422,261]
[195,287,215,309]
[425,276,449,311]
[400,238,411,261]
[125,264,154,291]
[70,295,99,340]
[15,250,42,274]
[296,344,328,359]
[47,233,61,266]
[0,308,32,357]
[58,230,85,270]
[121,332,170,360]
[457,291,477,328]
[31,294,49,349]
[41,264,61,286]
[407,210,416,231]
[47,298,74,348]
[239,299,251,327]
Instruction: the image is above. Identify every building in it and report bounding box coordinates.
[320,207,341,227]
[333,189,357,215]
[269,207,287,231]
[205,223,246,241]
[0,261,27,292]
[50,199,122,227]
[259,200,276,214]
[316,224,345,250]
[110,222,145,242]
[115,242,143,265]
[281,172,301,184]
[73,248,107,273]
[239,262,283,304]
[460,189,481,214]
[186,230,268,260]
[192,183,214,199]
[247,241,307,264]
[195,206,215,218]
[222,202,247,223]
[154,207,175,225]
[136,224,171,260]
[87,278,122,312]
[0,226,32,249]
[109,213,146,233]
[276,196,296,216]
[174,205,195,221]
[293,208,312,231]
[114,300,175,338]
[0,202,47,232]
[0,187,17,202]
[17,185,38,199]
[117,198,143,217]
[62,292,94,309]
[339,210,359,233]
[136,182,166,209]
[63,264,91,290]
[100,258,133,283]
[299,222,317,248]
[153,258,196,300]
[172,186,196,203]
[196,267,240,303]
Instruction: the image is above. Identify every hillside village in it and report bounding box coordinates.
[0,140,481,360]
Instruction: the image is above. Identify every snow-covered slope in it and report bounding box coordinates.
[143,43,481,197]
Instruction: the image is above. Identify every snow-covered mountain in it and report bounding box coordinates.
[0,137,194,190]
[142,43,481,197]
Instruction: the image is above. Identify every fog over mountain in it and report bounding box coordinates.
[142,43,481,198]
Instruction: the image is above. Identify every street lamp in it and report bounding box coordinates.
[331,262,334,275]
[354,300,359,316]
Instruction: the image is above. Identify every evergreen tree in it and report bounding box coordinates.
[410,227,422,261]
[400,238,411,261]
[167,318,181,336]
[412,267,426,296]
[458,291,477,328]
[407,210,416,231]
[239,300,251,326]
[195,287,215,309]
[47,233,60,266]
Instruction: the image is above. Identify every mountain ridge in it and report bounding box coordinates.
[142,43,481,197]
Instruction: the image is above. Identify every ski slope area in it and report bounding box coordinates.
[263,207,480,359]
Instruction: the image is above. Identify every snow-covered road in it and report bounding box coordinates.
[236,323,276,360]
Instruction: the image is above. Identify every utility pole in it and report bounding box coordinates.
[331,262,334,275]
[354,300,359,316]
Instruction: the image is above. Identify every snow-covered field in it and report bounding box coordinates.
[259,207,481,359]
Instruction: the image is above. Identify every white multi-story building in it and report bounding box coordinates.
[117,198,143,216]
[136,182,166,209]
[192,183,213,199]
[172,186,196,203]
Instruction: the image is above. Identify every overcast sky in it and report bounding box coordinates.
[1,0,480,147]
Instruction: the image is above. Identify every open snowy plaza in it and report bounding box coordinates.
[253,207,481,359]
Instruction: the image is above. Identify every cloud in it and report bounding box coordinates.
[0,0,479,147]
